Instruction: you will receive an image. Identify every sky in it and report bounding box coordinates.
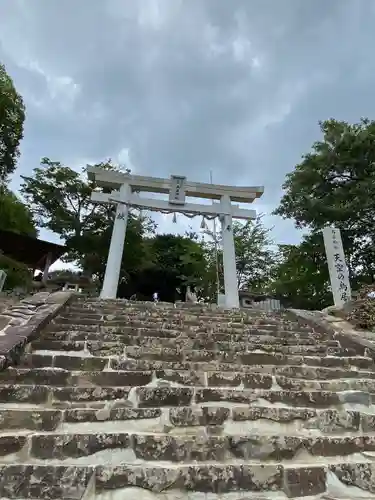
[1,0,375,270]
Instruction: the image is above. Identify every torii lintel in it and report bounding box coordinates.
[87,166,264,204]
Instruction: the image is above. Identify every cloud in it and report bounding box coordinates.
[1,0,375,265]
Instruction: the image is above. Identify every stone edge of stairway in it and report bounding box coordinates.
[287,307,375,359]
[0,291,75,369]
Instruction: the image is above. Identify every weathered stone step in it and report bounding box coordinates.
[26,346,372,369]
[0,368,155,388]
[0,464,92,499]
[30,338,353,356]
[0,384,370,408]
[69,302,295,326]
[1,461,374,498]
[4,430,375,464]
[39,346,374,369]
[61,317,313,336]
[4,367,375,393]
[71,300,287,317]
[62,309,296,325]
[0,407,164,432]
[135,386,373,409]
[116,347,373,368]
[48,320,315,337]
[19,353,375,379]
[94,462,375,497]
[2,406,373,434]
[41,327,328,345]
[67,304,309,330]
[56,312,301,326]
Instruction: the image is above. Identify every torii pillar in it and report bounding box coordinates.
[101,183,131,299]
[87,167,264,308]
[220,194,240,308]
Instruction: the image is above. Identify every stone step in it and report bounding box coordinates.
[1,406,374,434]
[4,430,375,464]
[23,347,373,369]
[62,309,295,324]
[0,462,374,498]
[56,312,301,326]
[0,464,92,499]
[71,300,286,316]
[41,328,327,345]
[94,462,375,497]
[4,367,375,393]
[61,315,312,335]
[70,301,292,324]
[19,353,375,379]
[33,337,370,365]
[0,384,371,408]
[48,320,315,337]
[119,347,373,368]
[29,339,353,356]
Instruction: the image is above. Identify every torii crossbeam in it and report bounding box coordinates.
[88,167,264,308]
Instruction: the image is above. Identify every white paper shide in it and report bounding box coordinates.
[322,227,351,307]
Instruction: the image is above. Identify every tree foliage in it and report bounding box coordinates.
[0,63,25,182]
[147,234,207,287]
[20,158,155,282]
[204,217,275,293]
[347,285,375,330]
[269,233,331,310]
[119,234,211,301]
[274,118,375,231]
[0,186,36,236]
[233,219,275,291]
[0,254,32,290]
[21,157,111,241]
[274,118,375,293]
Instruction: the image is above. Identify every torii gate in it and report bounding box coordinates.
[87,167,264,308]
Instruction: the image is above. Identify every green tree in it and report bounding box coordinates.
[204,217,275,293]
[0,63,26,182]
[116,233,211,301]
[0,186,36,236]
[269,232,331,310]
[0,254,32,290]
[201,238,223,302]
[20,157,154,279]
[233,218,275,291]
[76,214,153,283]
[274,118,375,288]
[0,188,36,291]
[21,157,108,243]
[274,118,375,231]
[151,233,207,290]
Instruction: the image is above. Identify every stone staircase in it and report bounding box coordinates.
[0,298,375,498]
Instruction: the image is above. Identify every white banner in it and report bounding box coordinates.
[322,227,351,307]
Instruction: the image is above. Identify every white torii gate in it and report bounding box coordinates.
[87,167,264,308]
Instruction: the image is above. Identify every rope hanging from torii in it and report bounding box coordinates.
[109,197,219,228]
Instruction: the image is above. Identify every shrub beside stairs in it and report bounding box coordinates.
[0,296,375,498]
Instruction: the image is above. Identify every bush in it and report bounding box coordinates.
[0,254,32,290]
[346,285,375,330]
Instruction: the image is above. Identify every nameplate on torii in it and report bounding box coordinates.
[169,175,186,206]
